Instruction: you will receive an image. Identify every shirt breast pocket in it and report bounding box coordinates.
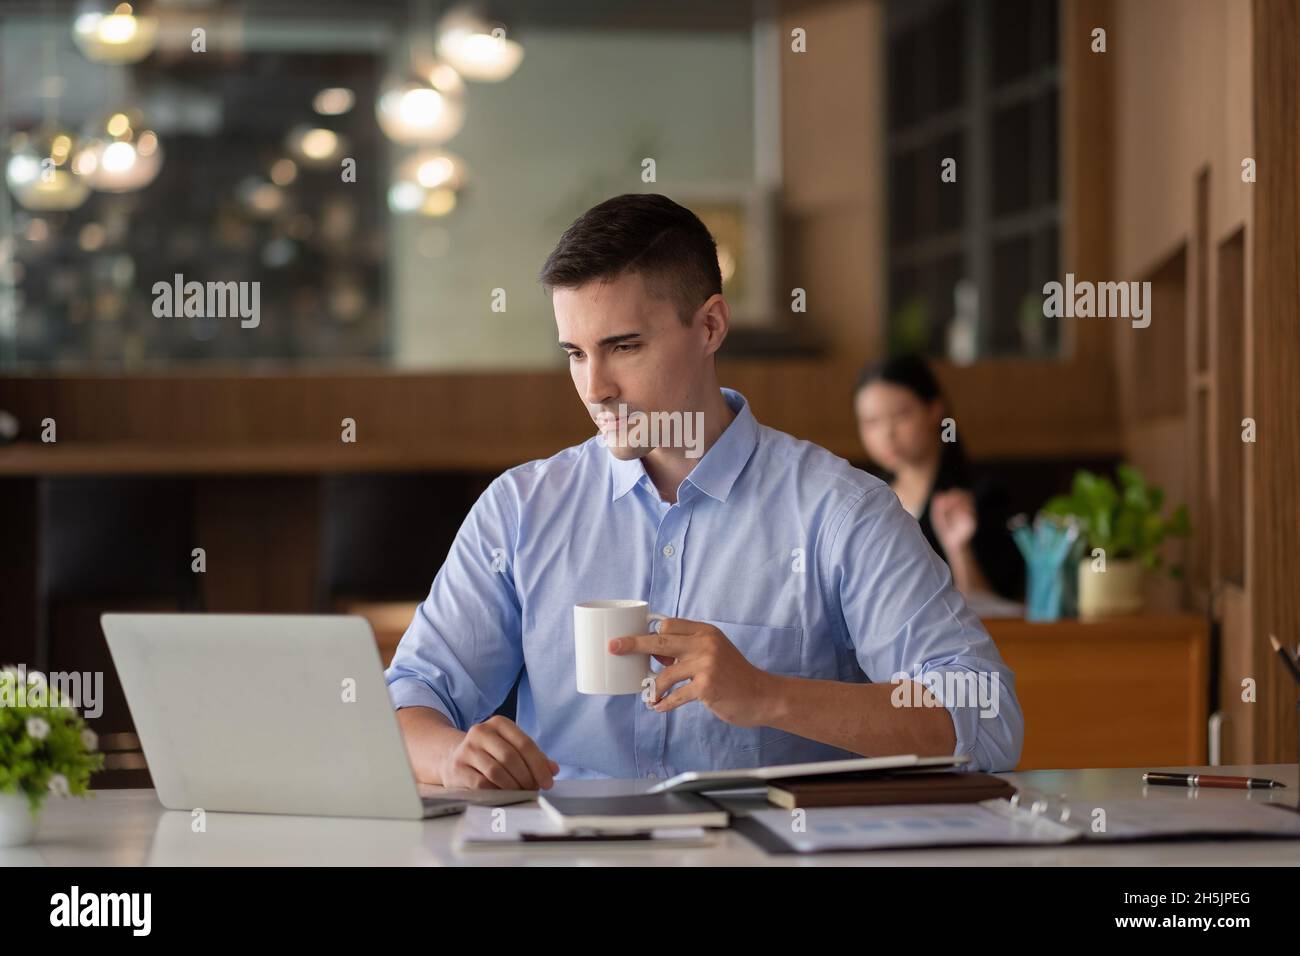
[689,619,804,759]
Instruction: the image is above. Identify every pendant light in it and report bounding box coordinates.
[435,4,523,82]
[72,0,159,65]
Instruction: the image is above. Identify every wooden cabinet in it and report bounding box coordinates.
[985,614,1209,770]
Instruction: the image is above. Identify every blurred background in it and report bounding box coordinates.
[1,0,1296,783]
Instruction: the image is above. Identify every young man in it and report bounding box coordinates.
[387,193,1023,790]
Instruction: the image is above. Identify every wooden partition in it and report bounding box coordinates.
[1252,0,1300,766]
[988,614,1209,770]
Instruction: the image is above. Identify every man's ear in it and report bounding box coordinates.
[697,294,730,357]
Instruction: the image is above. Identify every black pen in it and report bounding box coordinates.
[1143,771,1287,790]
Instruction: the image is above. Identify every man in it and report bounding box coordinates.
[386,193,1023,789]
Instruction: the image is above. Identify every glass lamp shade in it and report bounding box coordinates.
[435,6,524,82]
[5,128,92,211]
[388,149,466,216]
[376,67,465,144]
[76,109,164,192]
[72,0,159,65]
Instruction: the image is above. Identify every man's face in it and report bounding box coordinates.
[554,270,706,461]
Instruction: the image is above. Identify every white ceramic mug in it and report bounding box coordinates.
[574,600,665,695]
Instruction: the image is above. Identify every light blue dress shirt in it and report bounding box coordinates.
[386,388,1024,779]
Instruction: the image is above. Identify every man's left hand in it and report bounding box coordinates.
[608,617,778,727]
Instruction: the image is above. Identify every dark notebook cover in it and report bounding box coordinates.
[767,771,1015,808]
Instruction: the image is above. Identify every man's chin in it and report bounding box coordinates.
[599,436,653,461]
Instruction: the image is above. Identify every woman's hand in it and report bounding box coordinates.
[929,488,978,555]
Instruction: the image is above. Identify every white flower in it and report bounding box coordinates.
[80,728,98,751]
[25,716,50,741]
[47,773,69,797]
[26,670,47,689]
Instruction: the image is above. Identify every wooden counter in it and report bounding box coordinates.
[986,614,1210,770]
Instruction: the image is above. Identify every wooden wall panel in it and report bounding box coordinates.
[0,355,1123,477]
[1251,0,1300,764]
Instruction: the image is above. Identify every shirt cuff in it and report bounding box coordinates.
[943,692,982,768]
[386,676,460,730]
[912,662,1020,772]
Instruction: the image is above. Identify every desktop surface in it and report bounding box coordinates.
[8,764,1298,867]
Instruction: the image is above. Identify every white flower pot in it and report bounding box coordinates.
[1077,557,1146,619]
[0,791,39,847]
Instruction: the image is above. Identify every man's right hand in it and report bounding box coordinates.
[437,715,559,790]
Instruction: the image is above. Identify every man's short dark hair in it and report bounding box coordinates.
[538,193,722,325]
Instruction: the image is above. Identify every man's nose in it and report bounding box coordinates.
[583,355,618,407]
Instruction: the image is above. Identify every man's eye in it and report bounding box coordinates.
[566,351,584,361]
[614,343,638,353]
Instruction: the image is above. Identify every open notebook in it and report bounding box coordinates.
[739,787,1300,854]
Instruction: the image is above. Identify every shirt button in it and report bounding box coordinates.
[662,544,675,557]
[647,772,657,779]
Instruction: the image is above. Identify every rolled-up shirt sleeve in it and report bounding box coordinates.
[828,485,1024,772]
[384,476,523,731]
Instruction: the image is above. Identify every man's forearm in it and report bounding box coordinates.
[396,706,466,785]
[757,676,957,758]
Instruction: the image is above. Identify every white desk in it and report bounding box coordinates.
[7,764,1299,866]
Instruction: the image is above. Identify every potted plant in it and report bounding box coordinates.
[1042,465,1191,619]
[0,667,104,847]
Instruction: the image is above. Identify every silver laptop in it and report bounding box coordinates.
[101,613,471,820]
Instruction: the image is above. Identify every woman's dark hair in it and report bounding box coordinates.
[853,354,972,489]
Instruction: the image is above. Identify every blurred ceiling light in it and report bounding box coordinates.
[261,237,297,269]
[313,87,355,116]
[79,222,108,251]
[285,124,347,168]
[436,5,524,82]
[409,150,465,189]
[388,149,466,216]
[376,68,465,144]
[421,187,456,217]
[77,109,164,193]
[236,177,286,218]
[269,157,298,186]
[387,181,424,214]
[5,128,92,211]
[72,1,159,65]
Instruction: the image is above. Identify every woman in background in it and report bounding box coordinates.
[853,354,1023,602]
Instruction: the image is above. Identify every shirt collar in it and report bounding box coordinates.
[608,388,759,503]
